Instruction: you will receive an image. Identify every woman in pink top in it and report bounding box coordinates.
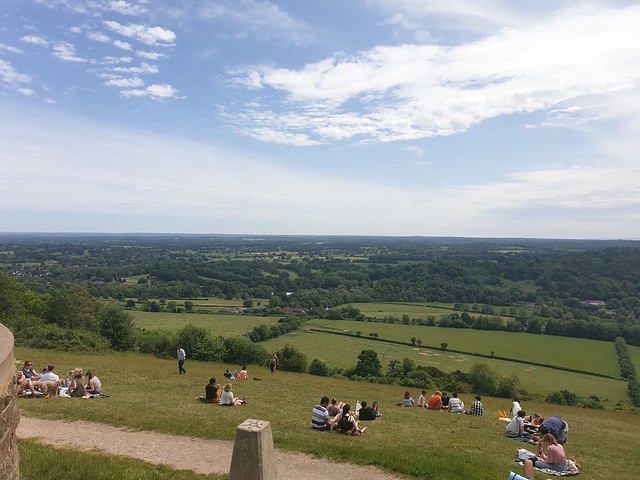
[236,366,248,380]
[535,433,568,472]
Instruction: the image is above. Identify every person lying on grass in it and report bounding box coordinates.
[333,404,367,435]
[220,383,245,406]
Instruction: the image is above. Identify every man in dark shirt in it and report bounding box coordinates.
[204,378,220,403]
[358,401,378,421]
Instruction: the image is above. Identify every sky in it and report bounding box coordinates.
[1,0,640,238]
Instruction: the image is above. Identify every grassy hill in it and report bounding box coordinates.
[16,347,640,480]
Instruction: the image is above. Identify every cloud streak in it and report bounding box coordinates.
[227,4,640,145]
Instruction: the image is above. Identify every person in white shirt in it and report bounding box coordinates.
[510,398,522,418]
[39,364,60,383]
[177,346,186,374]
[506,410,527,437]
[448,392,465,413]
[86,371,102,393]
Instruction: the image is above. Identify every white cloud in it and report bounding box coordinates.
[0,44,24,54]
[0,59,32,86]
[113,40,133,51]
[87,31,110,43]
[136,50,166,60]
[20,35,49,46]
[403,145,425,156]
[102,56,133,65]
[18,88,36,96]
[69,26,82,33]
[112,62,158,74]
[121,83,179,99]
[105,76,144,88]
[52,41,87,63]
[44,98,57,104]
[104,0,147,15]
[227,4,640,145]
[104,21,176,45]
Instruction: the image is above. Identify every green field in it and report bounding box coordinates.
[15,347,640,480]
[630,344,640,372]
[262,330,629,404]
[347,302,513,322]
[132,311,282,337]
[305,319,621,377]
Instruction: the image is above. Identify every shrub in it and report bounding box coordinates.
[277,344,307,373]
[98,302,135,351]
[135,328,176,358]
[308,358,333,377]
[14,321,109,352]
[468,363,497,396]
[176,324,225,362]
[546,390,579,406]
[495,374,522,399]
[354,349,382,377]
[223,336,269,366]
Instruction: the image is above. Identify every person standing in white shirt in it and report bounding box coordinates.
[177,346,186,374]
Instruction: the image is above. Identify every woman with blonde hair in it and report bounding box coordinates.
[69,368,86,398]
[219,383,245,405]
[535,433,569,472]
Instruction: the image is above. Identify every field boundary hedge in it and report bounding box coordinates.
[308,328,623,381]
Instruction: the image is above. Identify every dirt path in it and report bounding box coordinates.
[17,415,404,480]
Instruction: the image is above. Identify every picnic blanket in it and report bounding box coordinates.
[515,449,580,476]
[504,433,537,444]
[17,390,50,399]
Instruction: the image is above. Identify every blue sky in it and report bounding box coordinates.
[1,0,639,238]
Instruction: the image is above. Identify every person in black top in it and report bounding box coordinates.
[201,377,220,403]
[358,401,378,421]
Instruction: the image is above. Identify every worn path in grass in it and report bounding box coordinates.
[17,415,402,480]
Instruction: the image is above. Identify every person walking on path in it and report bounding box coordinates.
[177,346,186,374]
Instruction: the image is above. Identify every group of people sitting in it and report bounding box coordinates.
[399,389,484,416]
[16,361,102,398]
[223,366,248,380]
[504,398,572,474]
[312,396,380,434]
[197,376,246,405]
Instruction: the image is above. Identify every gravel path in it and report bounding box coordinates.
[17,416,404,480]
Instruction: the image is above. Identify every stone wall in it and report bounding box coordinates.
[0,323,20,480]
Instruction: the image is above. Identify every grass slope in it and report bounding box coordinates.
[16,347,640,480]
[18,439,227,480]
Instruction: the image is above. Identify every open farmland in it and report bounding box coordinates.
[347,302,513,323]
[132,311,282,337]
[305,319,621,378]
[15,347,640,480]
[262,330,629,404]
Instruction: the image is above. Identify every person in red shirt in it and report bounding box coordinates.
[427,390,442,410]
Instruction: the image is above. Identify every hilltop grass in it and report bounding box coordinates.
[16,347,640,480]
[305,319,621,378]
[262,330,630,404]
[132,311,282,336]
[18,438,227,480]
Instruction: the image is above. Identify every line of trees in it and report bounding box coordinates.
[614,336,640,406]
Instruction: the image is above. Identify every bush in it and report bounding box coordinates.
[98,302,135,351]
[546,390,579,405]
[223,336,269,366]
[277,344,307,373]
[135,328,176,358]
[176,324,225,362]
[308,358,333,377]
[495,374,522,399]
[354,349,382,377]
[468,363,497,396]
[14,320,110,352]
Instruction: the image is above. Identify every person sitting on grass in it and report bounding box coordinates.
[69,368,87,398]
[334,404,367,435]
[312,396,331,430]
[17,360,39,395]
[85,371,102,394]
[397,391,415,407]
[427,390,442,410]
[236,366,248,380]
[417,390,427,408]
[198,377,221,403]
[468,395,484,416]
[440,391,450,411]
[448,392,464,413]
[534,433,569,473]
[357,401,379,420]
[505,410,528,437]
[220,383,245,406]
[327,397,344,416]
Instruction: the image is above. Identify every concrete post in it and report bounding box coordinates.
[0,323,20,480]
[229,419,277,480]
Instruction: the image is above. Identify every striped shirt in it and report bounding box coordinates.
[311,404,329,429]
